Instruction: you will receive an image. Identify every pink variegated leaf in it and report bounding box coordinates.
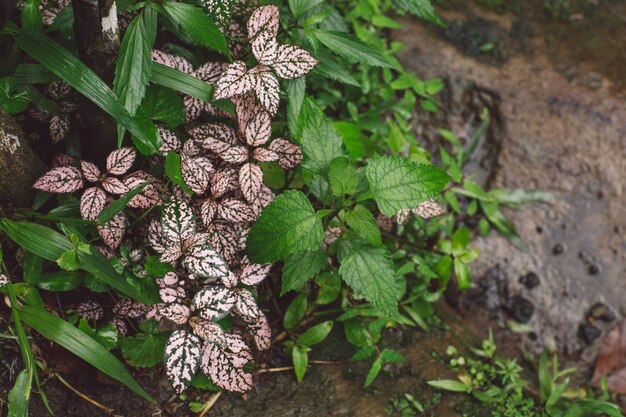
[183,139,202,157]
[151,50,193,74]
[219,145,249,164]
[76,301,103,320]
[48,81,71,100]
[233,223,251,253]
[49,114,70,143]
[223,270,238,288]
[201,199,219,227]
[161,197,196,243]
[148,220,166,253]
[113,299,147,319]
[411,199,446,219]
[217,199,255,223]
[233,288,260,322]
[213,61,256,100]
[164,330,201,394]
[159,286,186,304]
[183,95,211,124]
[250,184,275,216]
[156,271,180,288]
[234,92,264,133]
[110,318,128,335]
[94,244,116,259]
[208,224,239,263]
[239,163,264,203]
[160,244,183,264]
[181,153,210,195]
[193,319,227,346]
[203,0,233,28]
[80,187,106,221]
[124,171,164,209]
[251,29,278,65]
[252,148,279,162]
[145,303,165,321]
[188,123,239,153]
[33,166,84,193]
[248,312,271,350]
[185,232,211,250]
[80,161,101,182]
[97,211,127,250]
[192,285,236,321]
[247,5,279,38]
[106,147,136,176]
[201,334,253,392]
[161,303,191,325]
[210,170,232,199]
[184,244,230,281]
[376,213,395,232]
[243,109,272,147]
[193,62,227,84]
[102,176,130,195]
[157,125,181,154]
[272,45,318,79]
[252,65,280,115]
[52,153,76,167]
[239,261,271,286]
[268,138,303,169]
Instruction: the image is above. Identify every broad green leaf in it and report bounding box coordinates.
[292,344,309,383]
[56,247,79,271]
[114,10,155,118]
[136,85,185,127]
[7,369,30,417]
[161,1,229,56]
[300,99,348,176]
[164,152,193,195]
[36,271,83,292]
[344,205,382,246]
[393,0,445,26]
[364,356,383,387]
[151,62,213,102]
[297,321,333,347]
[22,251,43,285]
[281,249,327,295]
[313,29,395,68]
[365,156,450,216]
[21,0,42,30]
[121,329,169,368]
[14,64,58,84]
[334,121,366,159]
[16,28,160,155]
[20,306,154,402]
[286,77,306,139]
[328,157,358,197]
[427,379,470,393]
[314,272,341,305]
[97,181,151,224]
[452,228,469,254]
[344,318,373,347]
[78,319,118,350]
[289,0,324,18]
[283,293,308,330]
[247,190,324,263]
[381,349,406,363]
[0,77,29,113]
[338,238,399,318]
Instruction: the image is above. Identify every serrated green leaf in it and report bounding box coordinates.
[344,205,382,246]
[247,190,324,263]
[328,157,358,197]
[313,29,395,68]
[287,77,306,140]
[281,249,327,295]
[300,99,348,176]
[393,0,445,26]
[121,329,168,368]
[365,156,450,216]
[289,0,324,18]
[338,238,399,318]
[161,2,229,56]
[313,52,360,87]
[136,85,185,127]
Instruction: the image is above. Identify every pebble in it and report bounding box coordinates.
[519,272,540,289]
[587,302,616,323]
[504,295,534,323]
[578,323,601,344]
[552,243,565,255]
[588,263,602,275]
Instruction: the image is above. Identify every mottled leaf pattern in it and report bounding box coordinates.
[239,261,271,286]
[239,163,264,203]
[413,199,446,219]
[248,312,271,350]
[193,319,227,346]
[233,289,260,322]
[251,30,278,65]
[213,61,256,100]
[272,45,318,79]
[80,187,107,221]
[102,176,130,195]
[210,170,233,198]
[244,110,272,147]
[158,125,181,154]
[247,5,279,38]
[252,148,279,162]
[201,199,219,226]
[219,146,249,164]
[148,220,166,253]
[192,285,236,321]
[268,139,302,169]
[106,147,136,175]
[81,161,101,182]
[217,199,255,223]
[152,50,193,74]
[201,334,253,392]
[161,197,197,243]
[189,123,238,153]
[0,274,9,288]
[161,303,191,325]
[252,66,280,115]
[33,166,84,193]
[184,244,229,280]
[164,330,201,394]
[124,171,163,209]
[98,211,127,250]
[181,153,210,194]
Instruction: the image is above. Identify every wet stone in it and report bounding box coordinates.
[504,295,534,323]
[519,272,540,289]
[587,302,616,323]
[552,243,565,255]
[578,323,601,345]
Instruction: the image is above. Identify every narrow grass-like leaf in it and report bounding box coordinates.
[151,62,213,102]
[16,28,160,155]
[20,306,154,402]
[97,181,150,224]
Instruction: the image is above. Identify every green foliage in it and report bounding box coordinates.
[121,320,169,368]
[281,249,327,295]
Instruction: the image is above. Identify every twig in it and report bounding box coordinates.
[197,391,222,417]
[53,373,121,416]
[256,360,341,375]
[272,316,315,343]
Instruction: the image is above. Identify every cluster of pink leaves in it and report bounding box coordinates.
[29,81,77,143]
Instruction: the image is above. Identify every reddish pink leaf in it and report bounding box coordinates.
[244,109,272,147]
[97,211,127,250]
[219,145,249,164]
[183,139,202,157]
[201,335,253,392]
[76,301,103,321]
[124,171,164,209]
[208,224,239,263]
[161,303,191,325]
[33,166,84,193]
[183,96,211,123]
[234,92,265,134]
[192,62,226,84]
[181,153,210,195]
[239,261,271,286]
[188,123,238,153]
[247,5,279,38]
[252,148,279,162]
[217,199,255,223]
[52,153,76,167]
[164,330,201,394]
[113,298,147,319]
[251,65,280,115]
[148,219,166,253]
[213,61,256,100]
[80,161,101,182]
[268,138,302,169]
[192,285,236,321]
[238,163,264,203]
[102,176,130,195]
[210,170,233,199]
[160,245,183,265]
[412,199,446,219]
[151,50,193,74]
[159,286,186,304]
[249,312,271,350]
[106,147,136,175]
[157,271,181,288]
[49,114,70,143]
[157,125,181,154]
[250,184,275,216]
[233,289,260,322]
[272,45,318,79]
[184,244,230,281]
[201,199,219,227]
[80,187,107,221]
[223,270,239,288]
[161,197,197,244]
[251,30,278,65]
[193,319,227,346]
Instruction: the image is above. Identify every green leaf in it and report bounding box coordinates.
[144,256,175,277]
[0,77,29,113]
[292,344,309,383]
[281,249,327,295]
[289,0,324,18]
[114,10,155,119]
[300,98,348,176]
[297,321,333,347]
[427,379,470,392]
[452,228,469,254]
[334,121,366,159]
[7,369,30,417]
[381,349,406,363]
[314,52,361,87]
[365,156,450,216]
[97,181,151,224]
[313,29,395,68]
[164,151,193,195]
[56,247,80,271]
[36,271,83,292]
[22,251,43,285]
[338,238,399,318]
[286,77,306,139]
[20,306,154,402]
[283,293,308,330]
[247,190,324,263]
[393,0,445,26]
[344,205,382,246]
[120,328,169,368]
[78,319,118,350]
[344,318,372,347]
[151,62,213,102]
[136,85,185,127]
[364,356,383,387]
[328,157,358,197]
[16,28,160,155]
[21,0,42,30]
[314,272,341,305]
[161,1,229,56]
